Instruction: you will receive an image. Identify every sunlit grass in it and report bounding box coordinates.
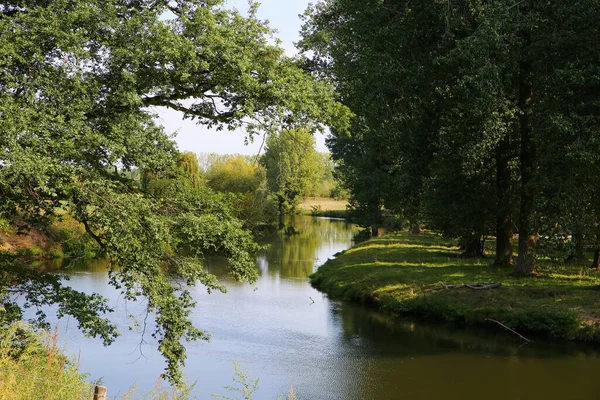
[298,197,348,212]
[312,231,600,341]
[0,324,92,400]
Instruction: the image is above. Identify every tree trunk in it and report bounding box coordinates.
[591,224,600,268]
[462,236,485,258]
[278,198,285,229]
[515,54,536,276]
[591,248,600,269]
[494,149,513,267]
[409,221,421,234]
[371,224,379,237]
[568,230,585,261]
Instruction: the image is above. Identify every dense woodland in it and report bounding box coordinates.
[299,0,600,275]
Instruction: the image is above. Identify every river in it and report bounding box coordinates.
[42,215,600,399]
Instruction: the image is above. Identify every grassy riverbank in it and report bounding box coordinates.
[0,217,97,261]
[0,324,93,400]
[311,231,600,342]
[298,197,349,218]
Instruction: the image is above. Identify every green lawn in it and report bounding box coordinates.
[298,197,349,218]
[311,231,600,341]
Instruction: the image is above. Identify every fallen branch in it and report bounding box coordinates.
[485,318,532,342]
[465,283,502,290]
[443,284,465,289]
[435,283,502,291]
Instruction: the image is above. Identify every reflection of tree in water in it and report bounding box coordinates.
[263,215,356,279]
[333,303,600,360]
[41,216,356,284]
[191,216,356,281]
[39,258,111,274]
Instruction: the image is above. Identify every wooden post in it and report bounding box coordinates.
[93,385,107,400]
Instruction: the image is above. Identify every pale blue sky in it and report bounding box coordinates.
[155,0,327,156]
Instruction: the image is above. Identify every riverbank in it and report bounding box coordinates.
[311,231,600,342]
[298,197,349,219]
[0,324,92,400]
[0,217,97,261]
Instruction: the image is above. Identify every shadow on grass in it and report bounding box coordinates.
[312,230,600,341]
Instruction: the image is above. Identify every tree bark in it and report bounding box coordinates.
[569,230,586,261]
[591,248,600,269]
[462,236,485,258]
[494,149,513,267]
[515,53,536,275]
[371,224,379,237]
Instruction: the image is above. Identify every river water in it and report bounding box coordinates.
[43,216,600,399]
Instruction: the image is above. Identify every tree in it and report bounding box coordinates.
[261,130,321,216]
[300,0,600,274]
[206,155,276,231]
[177,152,203,188]
[207,155,264,194]
[0,0,349,383]
[300,0,445,236]
[532,0,600,267]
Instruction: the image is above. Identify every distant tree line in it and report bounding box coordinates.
[183,139,347,228]
[300,0,600,275]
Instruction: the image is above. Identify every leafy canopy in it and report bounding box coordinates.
[0,0,349,383]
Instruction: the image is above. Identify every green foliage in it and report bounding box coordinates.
[212,363,259,400]
[206,155,277,231]
[307,153,346,199]
[207,156,265,194]
[48,216,98,260]
[301,0,600,272]
[261,130,321,214]
[0,219,10,235]
[0,323,93,400]
[177,152,203,189]
[0,0,348,384]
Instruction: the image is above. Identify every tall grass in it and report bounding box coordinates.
[0,325,297,400]
[0,323,93,400]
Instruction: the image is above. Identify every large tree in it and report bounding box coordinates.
[261,129,321,216]
[0,0,349,383]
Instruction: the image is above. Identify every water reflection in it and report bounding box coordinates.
[203,215,358,281]
[331,304,600,399]
[30,216,600,400]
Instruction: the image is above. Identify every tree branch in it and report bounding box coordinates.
[81,218,106,249]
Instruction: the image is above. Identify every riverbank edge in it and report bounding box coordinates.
[310,231,600,344]
[297,197,350,219]
[0,217,97,263]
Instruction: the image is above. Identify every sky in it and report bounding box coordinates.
[154,0,327,156]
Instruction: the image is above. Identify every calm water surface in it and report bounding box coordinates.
[43,216,600,399]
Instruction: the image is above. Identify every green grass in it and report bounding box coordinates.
[0,324,93,400]
[298,197,349,218]
[311,231,600,341]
